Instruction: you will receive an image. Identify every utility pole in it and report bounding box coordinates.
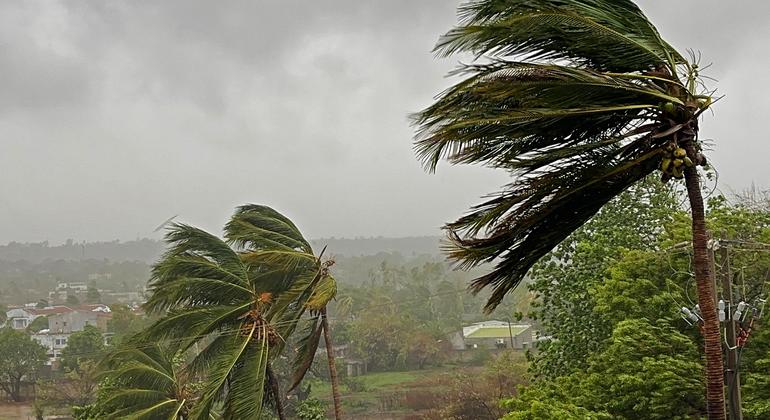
[507,319,515,349]
[718,240,743,420]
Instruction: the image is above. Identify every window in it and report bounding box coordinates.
[63,322,67,327]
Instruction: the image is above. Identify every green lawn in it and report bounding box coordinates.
[307,366,471,415]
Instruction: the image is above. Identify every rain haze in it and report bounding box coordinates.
[1,0,768,243]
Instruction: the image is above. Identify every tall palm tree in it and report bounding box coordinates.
[96,344,193,419]
[225,205,343,420]
[414,1,722,418]
[141,224,292,419]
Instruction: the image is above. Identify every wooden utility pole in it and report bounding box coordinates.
[718,241,743,420]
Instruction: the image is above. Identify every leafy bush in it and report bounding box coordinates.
[296,398,327,420]
[343,376,369,392]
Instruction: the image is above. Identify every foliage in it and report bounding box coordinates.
[138,205,339,419]
[26,315,49,333]
[296,398,327,420]
[60,325,105,373]
[66,295,80,305]
[37,360,100,409]
[424,351,528,420]
[504,319,704,419]
[86,285,101,303]
[342,376,369,393]
[413,0,711,312]
[744,350,770,420]
[528,178,679,378]
[106,304,150,344]
[85,344,195,419]
[0,327,47,401]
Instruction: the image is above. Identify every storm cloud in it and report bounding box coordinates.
[1,0,768,243]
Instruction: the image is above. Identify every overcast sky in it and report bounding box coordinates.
[1,1,768,243]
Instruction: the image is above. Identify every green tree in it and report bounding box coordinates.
[86,286,101,303]
[296,398,327,420]
[60,325,105,373]
[528,178,678,378]
[79,345,194,419]
[0,327,47,401]
[0,303,7,325]
[106,304,149,344]
[744,350,770,420]
[26,316,49,333]
[503,319,703,419]
[66,295,80,306]
[225,205,342,420]
[141,206,339,420]
[414,1,722,416]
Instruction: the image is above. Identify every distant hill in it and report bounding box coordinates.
[0,236,445,263]
[310,236,443,257]
[0,239,165,264]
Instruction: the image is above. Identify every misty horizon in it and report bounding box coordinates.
[2,0,769,244]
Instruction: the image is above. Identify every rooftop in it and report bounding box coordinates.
[465,325,529,339]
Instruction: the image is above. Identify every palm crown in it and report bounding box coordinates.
[414,0,712,311]
[140,205,336,419]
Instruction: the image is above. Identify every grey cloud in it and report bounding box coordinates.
[0,0,767,243]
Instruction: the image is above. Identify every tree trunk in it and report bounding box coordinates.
[266,363,287,420]
[682,137,725,420]
[321,308,343,419]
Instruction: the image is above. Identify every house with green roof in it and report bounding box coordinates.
[448,320,534,351]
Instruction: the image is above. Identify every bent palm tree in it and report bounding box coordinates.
[96,344,192,419]
[225,205,342,420]
[414,1,722,418]
[142,224,289,419]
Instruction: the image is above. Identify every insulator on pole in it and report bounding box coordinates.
[718,300,726,322]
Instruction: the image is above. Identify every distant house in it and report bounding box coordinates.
[5,305,74,330]
[29,304,112,366]
[449,320,534,351]
[48,304,111,333]
[31,330,71,364]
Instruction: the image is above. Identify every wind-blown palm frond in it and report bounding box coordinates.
[288,316,323,392]
[226,204,312,253]
[138,207,340,419]
[438,0,684,72]
[414,1,707,312]
[226,205,343,417]
[96,344,190,419]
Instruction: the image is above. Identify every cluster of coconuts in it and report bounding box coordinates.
[660,144,692,179]
[659,142,708,181]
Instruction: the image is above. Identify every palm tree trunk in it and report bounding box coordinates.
[266,363,287,420]
[683,136,725,420]
[321,308,343,419]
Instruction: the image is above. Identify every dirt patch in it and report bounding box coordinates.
[0,402,33,419]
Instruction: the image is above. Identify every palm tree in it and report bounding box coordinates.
[225,205,343,420]
[414,1,722,418]
[96,344,193,419]
[141,224,292,419]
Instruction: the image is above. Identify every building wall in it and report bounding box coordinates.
[49,311,99,333]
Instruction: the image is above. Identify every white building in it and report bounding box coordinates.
[31,330,71,364]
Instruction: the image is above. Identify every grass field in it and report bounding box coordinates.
[308,366,481,417]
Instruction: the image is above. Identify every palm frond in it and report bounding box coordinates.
[137,304,250,351]
[158,224,248,282]
[415,62,668,172]
[143,277,253,311]
[288,316,323,391]
[191,323,260,420]
[221,327,269,420]
[438,0,684,72]
[305,274,338,311]
[226,204,313,253]
[448,145,660,311]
